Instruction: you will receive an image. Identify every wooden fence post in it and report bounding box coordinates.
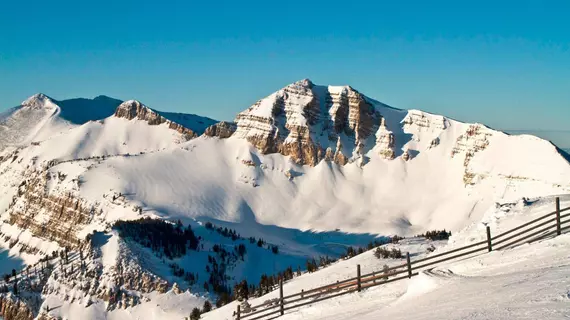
[279,279,284,316]
[357,264,361,292]
[236,304,240,320]
[406,252,412,279]
[556,197,561,236]
[486,226,492,252]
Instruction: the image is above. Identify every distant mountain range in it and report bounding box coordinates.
[1,79,570,320]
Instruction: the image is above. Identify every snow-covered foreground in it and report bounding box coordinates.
[262,234,570,320]
[200,197,570,320]
[24,196,569,320]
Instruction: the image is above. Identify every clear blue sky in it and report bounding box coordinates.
[1,0,569,147]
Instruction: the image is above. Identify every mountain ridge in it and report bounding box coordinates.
[1,79,570,320]
[0,93,218,152]
[1,80,568,235]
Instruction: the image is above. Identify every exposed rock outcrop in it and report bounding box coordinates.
[375,118,396,160]
[451,124,492,166]
[451,124,493,185]
[429,137,440,149]
[0,295,34,320]
[203,121,237,138]
[402,149,412,161]
[3,167,96,250]
[114,100,198,140]
[403,110,448,132]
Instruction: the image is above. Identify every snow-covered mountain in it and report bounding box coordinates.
[0,80,569,320]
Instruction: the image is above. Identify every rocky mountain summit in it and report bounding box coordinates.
[228,79,383,166]
[114,100,201,140]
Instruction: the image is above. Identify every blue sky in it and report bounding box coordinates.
[1,0,569,148]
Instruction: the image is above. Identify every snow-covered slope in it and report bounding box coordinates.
[0,94,61,150]
[203,196,570,320]
[0,80,569,320]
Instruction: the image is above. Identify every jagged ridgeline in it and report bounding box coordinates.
[1,80,570,320]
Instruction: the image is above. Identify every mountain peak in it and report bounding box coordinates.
[93,95,120,102]
[21,93,54,109]
[233,79,386,165]
[114,100,150,120]
[114,99,200,139]
[292,78,314,88]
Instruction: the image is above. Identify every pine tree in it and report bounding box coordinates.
[234,280,249,301]
[190,307,201,320]
[202,300,212,313]
[216,292,231,308]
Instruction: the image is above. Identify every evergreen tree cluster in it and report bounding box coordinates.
[306,258,319,273]
[417,229,451,241]
[233,280,249,301]
[250,237,265,247]
[270,245,279,254]
[189,301,213,320]
[198,242,247,306]
[204,222,241,241]
[251,266,295,297]
[224,265,299,305]
[114,218,200,259]
[236,243,247,260]
[168,263,199,286]
[373,247,403,259]
[305,255,336,273]
[341,236,405,260]
[204,221,279,255]
[205,253,232,299]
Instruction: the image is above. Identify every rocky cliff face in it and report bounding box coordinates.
[36,235,169,312]
[402,110,448,133]
[0,295,34,320]
[375,118,396,160]
[1,165,95,251]
[114,100,198,140]
[0,231,172,319]
[203,121,237,139]
[451,124,493,184]
[232,79,383,166]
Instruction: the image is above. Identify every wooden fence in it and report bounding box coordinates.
[237,197,570,320]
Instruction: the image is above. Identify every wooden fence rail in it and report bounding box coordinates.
[237,197,570,320]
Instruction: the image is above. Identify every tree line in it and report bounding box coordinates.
[114,218,200,259]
